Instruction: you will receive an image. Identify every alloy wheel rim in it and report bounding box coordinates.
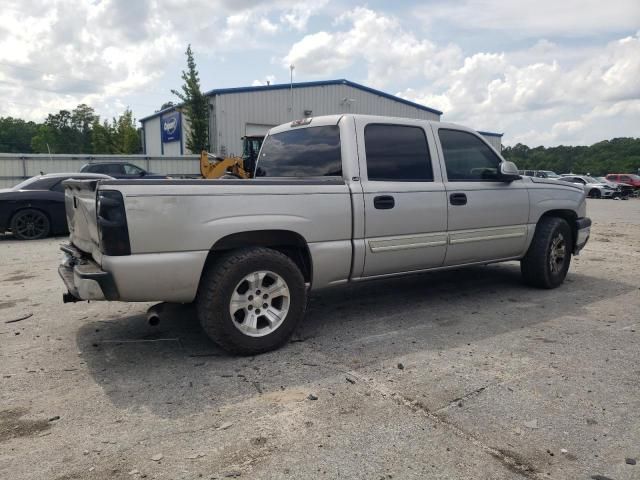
[229,270,290,337]
[15,212,47,239]
[549,233,566,274]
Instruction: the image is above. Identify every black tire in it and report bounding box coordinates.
[521,217,572,289]
[10,208,50,240]
[588,189,601,199]
[196,247,307,355]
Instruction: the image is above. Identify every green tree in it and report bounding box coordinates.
[71,104,98,153]
[112,108,141,154]
[90,119,114,154]
[0,117,39,152]
[171,44,208,152]
[31,124,58,153]
[31,106,97,153]
[502,138,640,176]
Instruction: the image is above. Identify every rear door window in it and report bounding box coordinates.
[364,124,433,181]
[255,126,341,177]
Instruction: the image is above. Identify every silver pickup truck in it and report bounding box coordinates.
[59,114,591,354]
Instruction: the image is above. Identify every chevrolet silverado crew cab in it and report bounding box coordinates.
[59,115,591,355]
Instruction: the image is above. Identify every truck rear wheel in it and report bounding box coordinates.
[521,217,572,289]
[196,247,307,355]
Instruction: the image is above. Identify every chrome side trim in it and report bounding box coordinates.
[367,226,527,253]
[448,225,527,245]
[369,233,448,253]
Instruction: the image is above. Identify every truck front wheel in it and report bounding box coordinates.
[196,247,307,355]
[521,217,572,289]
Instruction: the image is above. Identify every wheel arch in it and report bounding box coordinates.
[206,229,313,284]
[538,209,578,251]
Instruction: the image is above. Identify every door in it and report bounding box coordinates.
[434,127,529,266]
[357,120,448,278]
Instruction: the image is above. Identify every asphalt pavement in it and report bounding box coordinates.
[1,198,639,479]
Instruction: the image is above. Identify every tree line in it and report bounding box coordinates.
[502,138,640,176]
[0,105,141,155]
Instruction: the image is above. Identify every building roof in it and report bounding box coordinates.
[139,78,442,122]
[477,131,504,137]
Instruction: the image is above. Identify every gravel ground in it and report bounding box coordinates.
[1,198,639,480]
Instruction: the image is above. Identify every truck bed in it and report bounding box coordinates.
[63,177,354,301]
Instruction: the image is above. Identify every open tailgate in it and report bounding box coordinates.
[63,179,102,258]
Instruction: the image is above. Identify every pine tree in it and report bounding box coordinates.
[171,45,209,152]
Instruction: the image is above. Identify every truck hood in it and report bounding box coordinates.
[529,177,584,191]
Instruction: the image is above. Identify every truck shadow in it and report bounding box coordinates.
[76,262,635,417]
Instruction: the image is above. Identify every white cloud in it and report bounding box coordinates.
[252,75,277,86]
[417,0,640,37]
[284,6,639,145]
[1,1,638,147]
[405,32,640,144]
[280,0,329,31]
[0,0,324,121]
[284,7,462,87]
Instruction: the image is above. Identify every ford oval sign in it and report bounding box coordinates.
[161,111,181,142]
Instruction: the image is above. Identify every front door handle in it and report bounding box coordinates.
[449,193,467,206]
[374,195,395,209]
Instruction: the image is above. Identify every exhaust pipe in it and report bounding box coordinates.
[63,292,80,303]
[146,303,164,326]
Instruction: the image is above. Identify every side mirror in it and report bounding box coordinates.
[499,161,521,182]
[139,171,146,177]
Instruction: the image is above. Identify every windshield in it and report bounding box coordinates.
[542,171,560,178]
[583,176,599,183]
[255,126,342,177]
[629,174,640,181]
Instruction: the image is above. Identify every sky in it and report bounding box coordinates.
[0,0,638,147]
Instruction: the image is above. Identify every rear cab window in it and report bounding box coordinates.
[364,124,433,181]
[255,126,342,177]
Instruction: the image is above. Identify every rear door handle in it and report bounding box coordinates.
[374,195,395,209]
[449,193,467,206]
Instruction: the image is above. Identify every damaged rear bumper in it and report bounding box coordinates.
[58,244,119,302]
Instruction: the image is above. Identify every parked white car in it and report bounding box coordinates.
[558,175,617,198]
[519,170,561,179]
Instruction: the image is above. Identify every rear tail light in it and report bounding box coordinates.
[97,190,131,256]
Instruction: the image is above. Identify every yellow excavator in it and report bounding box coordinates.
[199,136,263,179]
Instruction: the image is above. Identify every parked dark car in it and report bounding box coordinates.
[80,162,168,179]
[0,173,112,240]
